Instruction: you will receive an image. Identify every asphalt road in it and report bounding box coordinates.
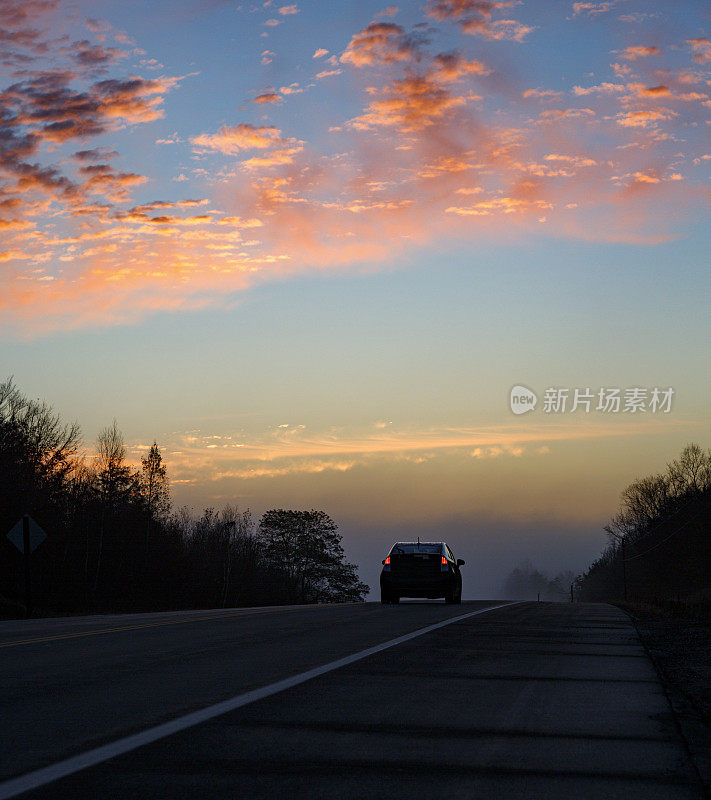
[0,601,705,799]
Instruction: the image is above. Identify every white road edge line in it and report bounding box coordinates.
[0,601,521,799]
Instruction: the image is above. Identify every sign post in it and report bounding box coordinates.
[7,515,47,618]
[23,516,31,618]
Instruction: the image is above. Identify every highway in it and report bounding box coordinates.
[0,601,705,799]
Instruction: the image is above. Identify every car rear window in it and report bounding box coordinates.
[390,543,442,554]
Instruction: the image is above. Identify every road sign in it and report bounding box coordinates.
[7,516,46,618]
[7,516,46,554]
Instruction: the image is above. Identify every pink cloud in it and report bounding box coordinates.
[571,2,615,16]
[619,45,660,60]
[426,0,533,41]
[523,88,563,100]
[686,37,711,64]
[315,69,342,79]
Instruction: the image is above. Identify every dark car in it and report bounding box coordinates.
[380,541,464,604]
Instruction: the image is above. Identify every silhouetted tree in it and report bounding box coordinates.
[579,443,711,606]
[140,441,170,556]
[93,420,136,597]
[0,378,368,617]
[257,509,368,603]
[0,377,80,523]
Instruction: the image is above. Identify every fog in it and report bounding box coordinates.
[339,514,605,601]
[169,442,629,602]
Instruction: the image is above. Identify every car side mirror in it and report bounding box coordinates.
[457,559,465,566]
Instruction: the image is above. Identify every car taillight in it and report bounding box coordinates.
[384,556,390,565]
[441,556,447,565]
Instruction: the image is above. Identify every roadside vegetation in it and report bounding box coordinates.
[0,378,369,618]
[576,443,711,733]
[500,446,710,727]
[577,443,710,612]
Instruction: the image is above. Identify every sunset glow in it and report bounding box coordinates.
[2,0,709,595]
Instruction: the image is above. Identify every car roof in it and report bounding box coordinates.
[395,542,444,545]
[390,542,447,549]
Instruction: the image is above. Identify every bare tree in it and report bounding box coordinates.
[667,443,711,496]
[580,442,711,604]
[0,376,81,494]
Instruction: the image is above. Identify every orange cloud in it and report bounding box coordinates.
[147,418,689,489]
[446,195,552,215]
[349,73,467,131]
[191,124,283,154]
[241,144,304,168]
[615,107,677,128]
[253,92,283,104]
[573,82,625,95]
[1,0,709,336]
[344,45,489,134]
[340,22,425,67]
[430,52,490,81]
[79,164,147,202]
[544,154,598,167]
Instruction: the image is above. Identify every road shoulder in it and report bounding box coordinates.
[628,607,711,798]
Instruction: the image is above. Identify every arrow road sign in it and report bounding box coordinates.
[7,516,46,554]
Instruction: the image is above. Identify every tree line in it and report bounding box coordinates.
[0,378,368,617]
[577,443,710,607]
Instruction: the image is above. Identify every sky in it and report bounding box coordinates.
[1,0,710,597]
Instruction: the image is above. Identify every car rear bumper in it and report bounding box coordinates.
[380,571,458,598]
